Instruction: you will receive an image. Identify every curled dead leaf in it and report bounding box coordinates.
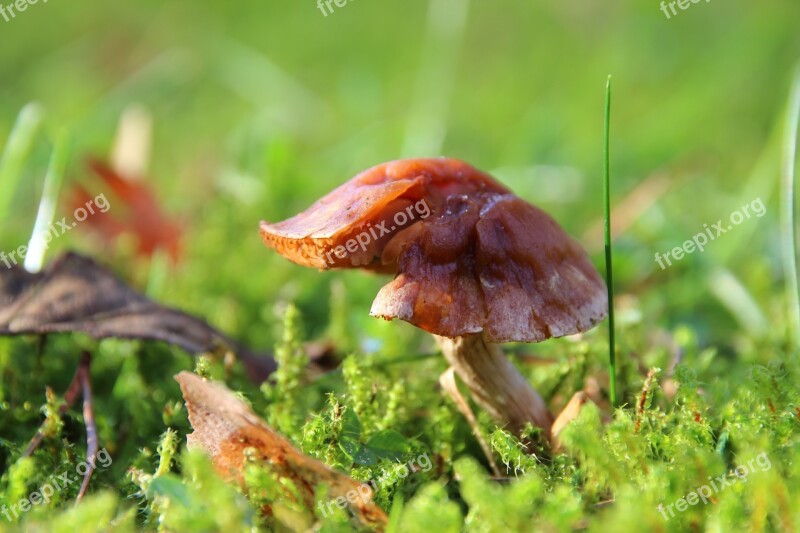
[0,252,276,382]
[175,371,388,528]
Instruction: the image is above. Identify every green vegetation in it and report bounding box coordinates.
[1,1,799,531]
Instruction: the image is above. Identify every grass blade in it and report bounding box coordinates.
[782,65,800,348]
[401,0,469,156]
[24,130,70,273]
[0,103,44,220]
[603,76,617,406]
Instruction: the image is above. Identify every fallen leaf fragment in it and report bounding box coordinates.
[551,391,590,451]
[0,252,276,381]
[70,158,183,264]
[175,371,388,528]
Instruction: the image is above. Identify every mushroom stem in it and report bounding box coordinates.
[435,333,554,440]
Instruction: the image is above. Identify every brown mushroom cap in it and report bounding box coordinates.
[260,158,607,343]
[370,191,607,342]
[259,158,508,271]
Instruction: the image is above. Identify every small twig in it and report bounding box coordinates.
[22,359,84,458]
[634,368,660,433]
[77,352,97,502]
[512,353,561,367]
[22,352,99,503]
[593,498,616,508]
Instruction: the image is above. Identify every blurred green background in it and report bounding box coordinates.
[1,0,798,355]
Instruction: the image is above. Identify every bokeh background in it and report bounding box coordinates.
[1,0,799,358]
[2,2,800,530]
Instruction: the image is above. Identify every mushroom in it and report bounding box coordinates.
[260,158,607,445]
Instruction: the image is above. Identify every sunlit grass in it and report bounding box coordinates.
[0,103,43,222]
[24,129,71,272]
[781,65,800,347]
[1,2,799,531]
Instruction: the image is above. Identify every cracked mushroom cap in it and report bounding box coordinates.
[260,158,607,343]
[259,158,509,271]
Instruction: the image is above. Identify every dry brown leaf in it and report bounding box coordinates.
[0,252,276,382]
[551,391,590,451]
[174,371,388,528]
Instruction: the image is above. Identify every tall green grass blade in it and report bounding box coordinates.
[603,76,617,406]
[401,0,468,156]
[24,130,70,273]
[782,65,800,348]
[0,103,44,220]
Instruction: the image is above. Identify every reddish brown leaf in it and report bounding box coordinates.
[70,159,183,264]
[175,371,388,528]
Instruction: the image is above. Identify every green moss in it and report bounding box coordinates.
[263,304,310,440]
[1,4,798,525]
